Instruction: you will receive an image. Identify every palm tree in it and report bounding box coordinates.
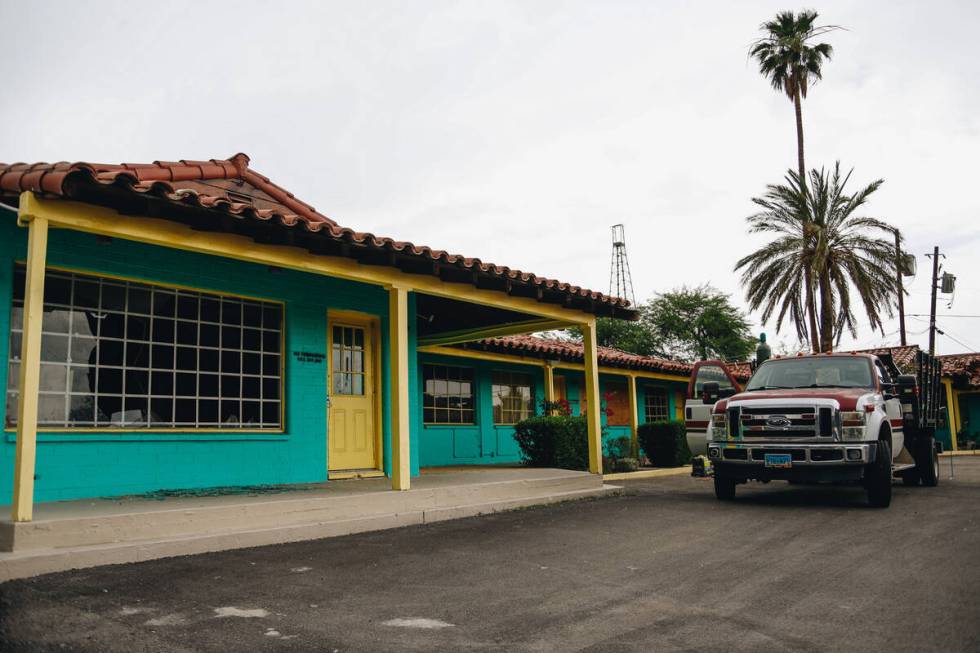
[736,164,898,352]
[809,164,896,351]
[750,10,839,352]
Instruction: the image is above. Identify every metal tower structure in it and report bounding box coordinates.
[608,224,636,305]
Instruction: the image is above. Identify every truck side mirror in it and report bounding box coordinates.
[896,374,916,391]
[702,382,721,404]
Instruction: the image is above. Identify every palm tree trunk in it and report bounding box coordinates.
[803,267,819,353]
[794,89,806,183]
[794,87,820,353]
[818,265,834,352]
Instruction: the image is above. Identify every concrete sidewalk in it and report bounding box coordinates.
[0,467,618,581]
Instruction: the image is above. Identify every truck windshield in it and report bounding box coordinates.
[745,357,874,390]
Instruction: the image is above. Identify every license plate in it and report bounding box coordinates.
[764,453,792,468]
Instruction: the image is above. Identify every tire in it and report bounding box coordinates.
[865,439,892,508]
[917,436,940,488]
[714,475,736,501]
[901,471,920,486]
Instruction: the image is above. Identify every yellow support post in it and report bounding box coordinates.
[951,388,962,452]
[543,364,555,415]
[627,374,639,455]
[388,285,411,490]
[944,378,959,452]
[12,213,49,522]
[581,320,603,474]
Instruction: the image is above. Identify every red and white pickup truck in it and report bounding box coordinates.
[685,351,944,508]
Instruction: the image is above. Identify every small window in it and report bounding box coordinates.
[492,371,533,425]
[604,381,630,426]
[645,387,670,422]
[423,364,475,424]
[332,325,367,396]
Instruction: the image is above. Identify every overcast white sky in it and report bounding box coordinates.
[2,0,978,355]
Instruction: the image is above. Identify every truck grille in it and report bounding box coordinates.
[734,406,832,438]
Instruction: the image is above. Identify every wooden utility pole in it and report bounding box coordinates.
[928,246,940,356]
[895,230,907,346]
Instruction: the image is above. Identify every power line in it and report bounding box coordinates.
[907,316,977,350]
[907,314,980,318]
[936,329,979,353]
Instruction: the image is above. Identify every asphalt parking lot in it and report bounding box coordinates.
[2,458,979,653]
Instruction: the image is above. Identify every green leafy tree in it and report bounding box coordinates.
[750,10,839,352]
[736,164,898,352]
[568,289,754,362]
[590,317,662,357]
[644,286,756,361]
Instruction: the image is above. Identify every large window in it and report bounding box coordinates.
[423,364,474,424]
[645,387,669,422]
[492,371,533,425]
[5,266,283,429]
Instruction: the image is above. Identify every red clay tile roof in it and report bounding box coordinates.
[855,345,921,371]
[0,154,634,318]
[458,334,694,377]
[938,352,980,387]
[725,361,753,381]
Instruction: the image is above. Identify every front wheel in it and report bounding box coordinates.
[865,440,892,508]
[714,476,736,501]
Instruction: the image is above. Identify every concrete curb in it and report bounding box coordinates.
[603,466,692,481]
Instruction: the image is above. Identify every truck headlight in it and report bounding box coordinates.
[711,413,729,439]
[840,411,865,441]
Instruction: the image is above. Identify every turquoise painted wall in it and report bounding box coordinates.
[956,393,980,447]
[0,208,421,503]
[418,353,547,466]
[417,356,686,466]
[935,389,980,450]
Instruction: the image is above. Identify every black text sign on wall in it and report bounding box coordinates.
[293,351,326,364]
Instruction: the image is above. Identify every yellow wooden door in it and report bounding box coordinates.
[328,319,377,471]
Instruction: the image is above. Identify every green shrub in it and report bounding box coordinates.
[604,435,637,460]
[603,435,640,472]
[513,416,590,471]
[637,420,691,467]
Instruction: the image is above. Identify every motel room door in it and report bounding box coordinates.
[328,316,379,472]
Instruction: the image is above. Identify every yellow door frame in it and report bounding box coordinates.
[327,310,383,474]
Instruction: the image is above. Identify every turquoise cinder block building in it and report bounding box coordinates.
[0,153,693,521]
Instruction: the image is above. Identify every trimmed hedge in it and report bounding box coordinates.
[637,420,691,467]
[513,416,590,471]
